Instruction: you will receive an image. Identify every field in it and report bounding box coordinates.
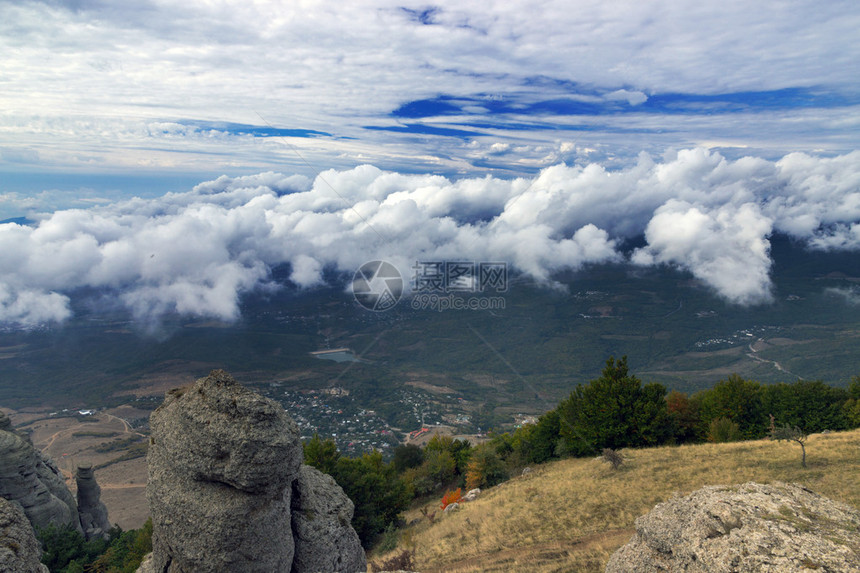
[6,406,151,530]
[372,429,860,572]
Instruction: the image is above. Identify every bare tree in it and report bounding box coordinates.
[601,448,625,470]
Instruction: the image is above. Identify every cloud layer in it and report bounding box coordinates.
[1,1,859,177]
[1,149,858,326]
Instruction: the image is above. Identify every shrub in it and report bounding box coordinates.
[370,550,414,573]
[374,523,399,554]
[465,444,508,490]
[601,448,624,470]
[769,420,808,468]
[707,417,742,443]
[440,487,463,510]
[37,523,109,572]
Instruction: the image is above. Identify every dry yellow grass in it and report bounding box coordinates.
[371,429,860,572]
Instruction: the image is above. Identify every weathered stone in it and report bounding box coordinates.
[463,488,481,502]
[291,464,366,573]
[148,467,294,572]
[0,424,81,534]
[605,481,860,573]
[76,465,112,540]
[0,497,49,573]
[135,553,154,573]
[147,370,302,572]
[150,369,301,495]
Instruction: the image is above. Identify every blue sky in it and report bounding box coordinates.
[2,0,859,215]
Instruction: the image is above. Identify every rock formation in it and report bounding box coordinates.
[146,369,366,573]
[76,464,112,540]
[0,497,49,573]
[605,481,860,572]
[290,464,365,573]
[0,412,82,534]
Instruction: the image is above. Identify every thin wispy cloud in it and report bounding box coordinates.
[1,1,858,178]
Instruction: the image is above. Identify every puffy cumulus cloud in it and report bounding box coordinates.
[0,284,71,327]
[769,151,860,247]
[1,148,859,326]
[632,201,774,305]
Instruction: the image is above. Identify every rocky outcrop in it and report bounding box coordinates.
[147,370,366,572]
[76,465,111,540]
[0,497,49,573]
[291,465,365,573]
[605,481,860,572]
[0,414,82,534]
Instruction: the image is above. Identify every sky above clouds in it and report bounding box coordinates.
[0,1,859,325]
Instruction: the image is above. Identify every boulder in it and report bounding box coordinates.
[147,370,303,572]
[605,481,860,572]
[76,465,112,540]
[0,497,49,573]
[149,369,302,495]
[291,464,366,573]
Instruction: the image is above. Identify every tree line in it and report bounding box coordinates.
[304,357,860,548]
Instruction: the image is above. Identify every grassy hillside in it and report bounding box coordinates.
[371,429,860,572]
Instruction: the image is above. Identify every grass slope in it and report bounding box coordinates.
[373,429,860,572]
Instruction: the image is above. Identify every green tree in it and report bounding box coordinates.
[529,410,561,463]
[392,443,424,473]
[303,433,340,475]
[557,356,672,455]
[423,434,471,476]
[89,519,153,573]
[505,410,562,467]
[761,380,849,433]
[694,374,767,439]
[465,443,509,490]
[38,523,112,573]
[667,390,701,443]
[841,376,860,428]
[331,451,412,548]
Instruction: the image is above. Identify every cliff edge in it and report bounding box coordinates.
[0,411,82,535]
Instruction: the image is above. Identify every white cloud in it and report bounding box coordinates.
[632,201,774,304]
[1,149,859,326]
[0,1,858,175]
[0,284,71,327]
